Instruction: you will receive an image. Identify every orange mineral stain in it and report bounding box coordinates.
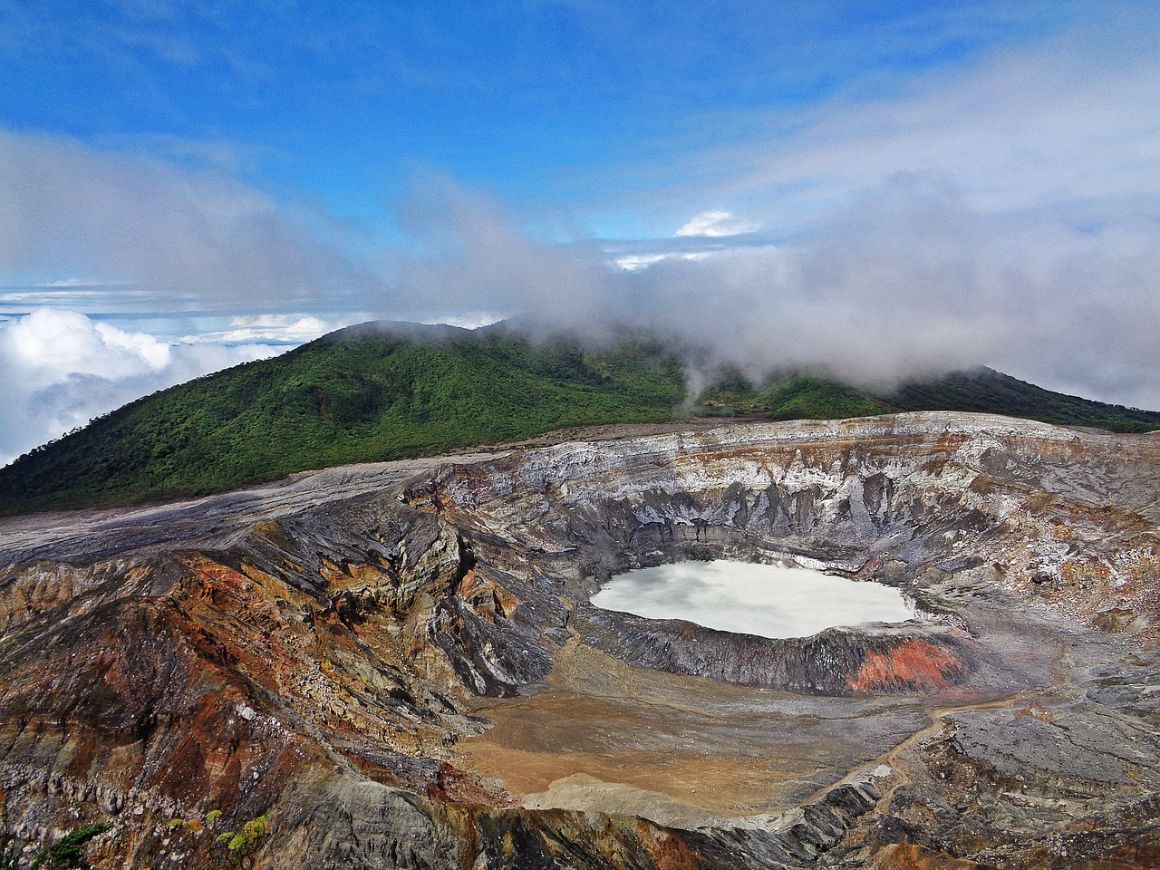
[850,639,963,692]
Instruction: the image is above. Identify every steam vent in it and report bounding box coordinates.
[2,412,1159,868]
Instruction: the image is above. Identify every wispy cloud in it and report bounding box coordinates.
[0,128,382,310]
[627,3,1160,237]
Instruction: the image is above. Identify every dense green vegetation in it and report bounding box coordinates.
[1,321,1157,516]
[698,372,891,420]
[0,323,685,514]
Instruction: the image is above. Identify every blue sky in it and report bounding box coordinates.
[0,1,1073,228]
[1,1,1159,461]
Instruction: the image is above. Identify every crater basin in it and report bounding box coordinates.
[590,559,917,639]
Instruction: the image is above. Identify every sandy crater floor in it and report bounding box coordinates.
[459,637,967,827]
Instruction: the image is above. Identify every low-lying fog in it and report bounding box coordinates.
[591,560,916,639]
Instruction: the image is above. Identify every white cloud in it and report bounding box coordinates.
[178,313,358,345]
[4,308,173,381]
[39,277,134,288]
[0,309,281,466]
[674,210,760,238]
[612,251,714,271]
[420,312,507,330]
[612,253,669,272]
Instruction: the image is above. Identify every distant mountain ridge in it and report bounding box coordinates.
[1,320,1157,515]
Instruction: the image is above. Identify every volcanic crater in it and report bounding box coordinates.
[2,412,1159,868]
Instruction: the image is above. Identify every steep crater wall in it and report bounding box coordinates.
[413,415,1159,695]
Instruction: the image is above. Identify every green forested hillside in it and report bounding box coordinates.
[1,321,1157,515]
[0,324,684,513]
[877,368,1160,432]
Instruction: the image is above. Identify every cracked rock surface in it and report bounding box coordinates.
[1,412,1158,868]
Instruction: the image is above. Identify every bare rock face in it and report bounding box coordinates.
[0,412,1158,868]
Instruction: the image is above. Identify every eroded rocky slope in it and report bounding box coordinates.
[1,412,1158,868]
